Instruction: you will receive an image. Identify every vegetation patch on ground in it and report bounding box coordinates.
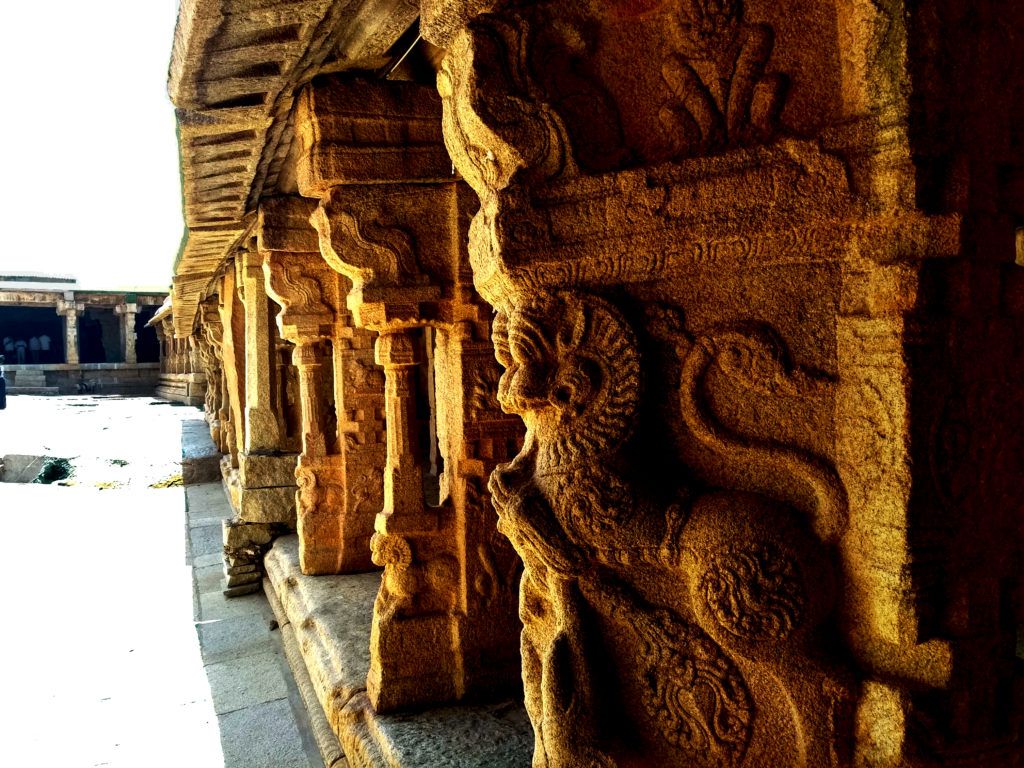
[33,458,74,485]
[151,474,184,488]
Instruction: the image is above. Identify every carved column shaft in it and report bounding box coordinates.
[241,250,281,452]
[293,342,326,460]
[260,203,385,574]
[374,330,427,531]
[115,303,138,365]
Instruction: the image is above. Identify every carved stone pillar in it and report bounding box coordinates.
[56,299,83,365]
[259,195,385,575]
[240,248,281,453]
[426,1,1023,766]
[199,298,226,452]
[115,303,137,364]
[302,76,525,713]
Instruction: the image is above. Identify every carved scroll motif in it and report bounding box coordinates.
[587,578,754,767]
[262,252,340,338]
[701,542,806,641]
[312,190,427,295]
[437,13,578,197]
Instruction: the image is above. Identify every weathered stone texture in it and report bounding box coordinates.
[167,0,1023,765]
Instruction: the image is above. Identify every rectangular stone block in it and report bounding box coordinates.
[223,520,273,549]
[226,570,261,588]
[239,453,299,489]
[240,486,297,525]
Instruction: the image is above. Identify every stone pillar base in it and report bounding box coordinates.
[264,536,533,768]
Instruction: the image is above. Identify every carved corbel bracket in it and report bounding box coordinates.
[435,12,578,201]
[310,184,452,330]
[263,251,345,343]
[56,299,85,317]
[258,196,347,344]
[199,298,224,351]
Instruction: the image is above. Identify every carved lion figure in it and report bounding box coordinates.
[488,290,853,767]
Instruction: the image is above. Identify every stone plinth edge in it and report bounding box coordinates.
[264,578,348,768]
[181,418,222,485]
[264,535,533,768]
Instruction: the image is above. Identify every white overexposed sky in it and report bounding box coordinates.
[0,2,184,292]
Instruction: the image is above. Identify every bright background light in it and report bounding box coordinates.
[0,2,183,291]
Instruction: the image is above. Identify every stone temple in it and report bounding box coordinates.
[161,1,1024,766]
[0,272,164,395]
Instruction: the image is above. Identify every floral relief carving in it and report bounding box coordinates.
[345,359,386,393]
[661,0,788,158]
[701,542,806,641]
[467,364,503,419]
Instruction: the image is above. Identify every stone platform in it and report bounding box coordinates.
[7,386,59,395]
[2,362,160,395]
[264,536,533,768]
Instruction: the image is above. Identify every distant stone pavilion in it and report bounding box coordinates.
[0,272,165,395]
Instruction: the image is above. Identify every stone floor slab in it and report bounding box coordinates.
[199,587,277,623]
[193,551,224,568]
[341,693,532,768]
[219,699,320,768]
[206,651,291,714]
[195,563,225,594]
[198,614,277,664]
[189,523,224,557]
[264,534,530,768]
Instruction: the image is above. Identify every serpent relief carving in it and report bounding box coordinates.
[489,290,851,766]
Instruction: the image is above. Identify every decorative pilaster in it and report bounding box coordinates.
[302,75,525,714]
[426,1,1023,765]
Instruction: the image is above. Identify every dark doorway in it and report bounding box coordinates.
[0,306,65,364]
[79,307,121,363]
[135,307,160,363]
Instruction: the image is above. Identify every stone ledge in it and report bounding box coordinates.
[181,418,221,485]
[1,363,161,371]
[264,535,533,768]
[265,534,378,730]
[340,693,532,768]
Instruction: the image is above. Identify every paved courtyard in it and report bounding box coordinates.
[0,395,323,768]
